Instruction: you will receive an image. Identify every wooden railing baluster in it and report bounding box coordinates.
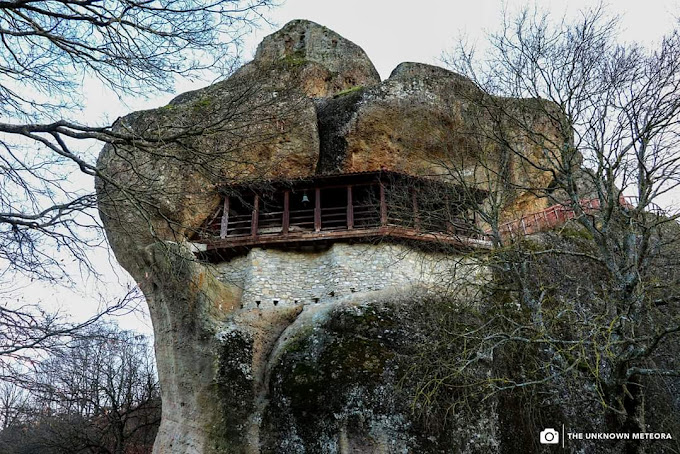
[220,196,229,239]
[314,188,321,232]
[347,185,354,229]
[251,194,259,237]
[282,191,290,235]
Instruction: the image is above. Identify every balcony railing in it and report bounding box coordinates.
[194,172,491,255]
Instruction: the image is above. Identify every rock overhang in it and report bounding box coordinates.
[98,20,565,256]
[93,20,572,453]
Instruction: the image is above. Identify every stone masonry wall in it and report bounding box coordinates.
[216,242,466,309]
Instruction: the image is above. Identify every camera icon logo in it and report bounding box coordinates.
[540,428,560,444]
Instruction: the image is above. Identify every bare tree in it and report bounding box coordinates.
[0,322,160,454]
[0,0,275,280]
[0,286,144,387]
[0,0,279,386]
[406,6,680,453]
[0,381,28,430]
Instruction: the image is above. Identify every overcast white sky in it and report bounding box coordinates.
[255,0,678,79]
[94,0,679,118]
[62,0,680,333]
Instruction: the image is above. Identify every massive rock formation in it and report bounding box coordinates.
[97,20,568,453]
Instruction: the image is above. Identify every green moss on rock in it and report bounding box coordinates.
[332,85,364,98]
[257,302,500,453]
[210,327,256,453]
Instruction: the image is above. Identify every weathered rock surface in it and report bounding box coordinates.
[316,62,562,216]
[97,20,572,454]
[252,19,381,98]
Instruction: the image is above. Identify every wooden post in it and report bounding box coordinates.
[347,185,354,229]
[379,182,387,226]
[282,191,290,235]
[314,188,321,232]
[251,194,259,237]
[220,196,229,239]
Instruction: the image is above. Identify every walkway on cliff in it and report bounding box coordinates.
[494,196,666,238]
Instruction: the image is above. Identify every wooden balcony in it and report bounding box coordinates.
[193,171,490,260]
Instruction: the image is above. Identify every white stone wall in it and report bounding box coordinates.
[216,242,468,309]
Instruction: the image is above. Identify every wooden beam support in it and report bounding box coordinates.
[347,185,354,229]
[282,190,290,235]
[314,187,321,232]
[251,194,259,237]
[220,196,229,239]
[202,226,492,253]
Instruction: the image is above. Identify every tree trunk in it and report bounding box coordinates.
[622,376,645,454]
[114,420,125,454]
[605,376,645,454]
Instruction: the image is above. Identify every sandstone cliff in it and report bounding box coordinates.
[97,20,572,453]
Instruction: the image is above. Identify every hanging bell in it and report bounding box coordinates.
[301,191,310,204]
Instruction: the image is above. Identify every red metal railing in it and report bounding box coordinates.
[494,196,664,237]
